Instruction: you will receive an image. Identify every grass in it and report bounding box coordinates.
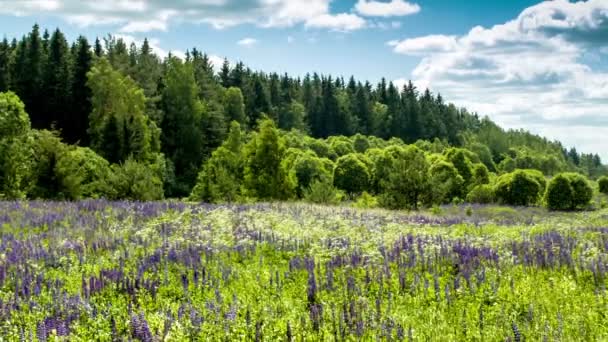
[0,200,606,341]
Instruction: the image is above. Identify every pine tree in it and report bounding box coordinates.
[219,58,231,87]
[94,37,103,57]
[21,25,45,127]
[70,36,93,144]
[42,29,71,131]
[247,74,270,126]
[0,39,10,92]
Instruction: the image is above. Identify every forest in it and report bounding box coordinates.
[0,25,607,209]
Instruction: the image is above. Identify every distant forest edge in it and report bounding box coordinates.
[0,25,606,210]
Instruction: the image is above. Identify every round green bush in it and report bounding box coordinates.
[545,173,593,211]
[494,169,544,206]
[333,154,370,195]
[544,174,574,211]
[466,184,495,204]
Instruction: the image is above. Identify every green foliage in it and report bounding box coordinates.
[353,191,378,208]
[445,148,475,186]
[223,87,247,126]
[278,100,308,132]
[290,152,333,198]
[472,163,491,187]
[303,178,343,204]
[109,158,164,201]
[243,119,295,200]
[333,153,370,196]
[329,137,355,157]
[87,58,157,164]
[160,57,208,197]
[599,176,608,194]
[55,147,112,199]
[428,160,464,204]
[0,135,35,199]
[0,92,34,199]
[0,91,30,138]
[353,134,370,153]
[494,169,545,206]
[28,130,68,199]
[544,173,593,211]
[466,184,495,204]
[1,25,606,202]
[378,145,430,210]
[191,122,244,203]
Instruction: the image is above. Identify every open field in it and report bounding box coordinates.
[1,201,607,341]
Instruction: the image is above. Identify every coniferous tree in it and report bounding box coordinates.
[0,39,10,92]
[70,36,93,144]
[42,29,71,131]
[20,25,45,127]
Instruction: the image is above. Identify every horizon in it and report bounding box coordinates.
[1,0,606,160]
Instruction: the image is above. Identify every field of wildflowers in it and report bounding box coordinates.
[0,201,607,341]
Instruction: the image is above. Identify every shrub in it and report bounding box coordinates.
[304,178,343,204]
[378,145,430,210]
[110,158,164,201]
[472,164,490,186]
[29,130,68,199]
[353,134,370,153]
[353,192,378,209]
[291,154,332,198]
[599,176,608,195]
[545,173,593,211]
[330,140,355,157]
[428,160,464,204]
[494,169,544,206]
[55,147,112,200]
[333,154,370,196]
[445,148,474,186]
[466,184,495,204]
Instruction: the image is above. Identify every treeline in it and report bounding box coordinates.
[0,24,606,205]
[190,119,606,211]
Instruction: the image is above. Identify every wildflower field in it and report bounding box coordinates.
[0,201,607,341]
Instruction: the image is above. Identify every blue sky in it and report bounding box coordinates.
[0,0,607,159]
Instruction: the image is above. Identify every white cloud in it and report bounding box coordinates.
[114,34,184,59]
[207,54,229,72]
[355,0,420,17]
[305,13,367,31]
[389,0,608,159]
[237,37,258,47]
[388,35,458,54]
[0,0,368,32]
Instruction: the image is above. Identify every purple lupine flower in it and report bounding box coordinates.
[512,322,521,342]
[36,321,47,342]
[130,313,153,342]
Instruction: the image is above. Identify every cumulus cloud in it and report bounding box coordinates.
[114,34,185,59]
[355,0,420,17]
[305,13,367,31]
[237,37,258,47]
[0,0,368,32]
[389,0,608,158]
[388,35,458,54]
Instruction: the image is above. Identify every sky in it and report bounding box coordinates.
[0,0,607,159]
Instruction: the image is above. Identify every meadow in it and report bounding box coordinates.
[0,201,607,341]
